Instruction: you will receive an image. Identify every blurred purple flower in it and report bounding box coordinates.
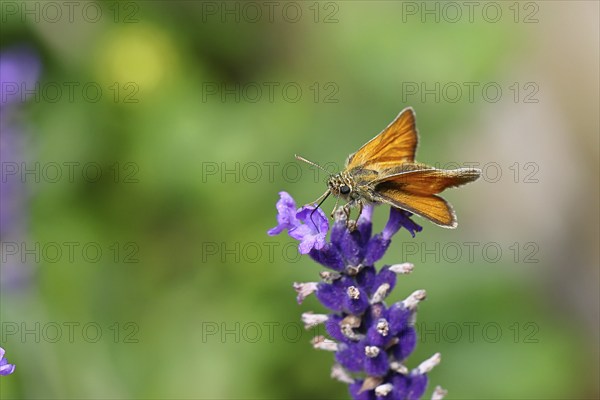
[0,123,27,239]
[0,46,41,290]
[269,192,445,399]
[0,347,15,375]
[0,46,41,109]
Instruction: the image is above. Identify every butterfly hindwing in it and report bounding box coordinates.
[373,187,457,228]
[373,168,482,195]
[369,168,481,228]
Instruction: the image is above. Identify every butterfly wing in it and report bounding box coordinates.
[374,190,457,228]
[373,168,481,194]
[372,168,481,228]
[346,107,418,170]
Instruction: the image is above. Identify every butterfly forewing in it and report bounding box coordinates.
[346,107,418,170]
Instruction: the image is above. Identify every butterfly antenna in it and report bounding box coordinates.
[295,154,332,177]
[309,190,331,233]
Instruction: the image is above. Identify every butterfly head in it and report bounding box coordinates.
[327,172,356,200]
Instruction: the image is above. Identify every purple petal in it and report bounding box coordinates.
[382,207,405,240]
[0,361,15,375]
[267,191,299,235]
[288,223,312,240]
[400,213,423,238]
[0,347,15,376]
[289,206,328,254]
[293,229,317,254]
[296,206,329,234]
[383,208,422,240]
[0,367,15,376]
[290,225,326,255]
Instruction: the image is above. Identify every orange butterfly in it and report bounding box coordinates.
[297,107,480,229]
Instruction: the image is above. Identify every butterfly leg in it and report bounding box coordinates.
[343,202,358,232]
[330,197,340,219]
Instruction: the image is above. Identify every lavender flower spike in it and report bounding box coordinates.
[0,347,15,375]
[269,193,444,399]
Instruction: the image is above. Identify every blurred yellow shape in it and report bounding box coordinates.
[95,25,177,93]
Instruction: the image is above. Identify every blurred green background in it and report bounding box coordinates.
[1,1,598,399]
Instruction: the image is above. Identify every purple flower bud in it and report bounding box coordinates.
[364,345,389,376]
[349,380,376,400]
[392,327,417,361]
[355,265,376,294]
[363,233,391,266]
[316,279,347,312]
[330,215,348,248]
[362,303,388,330]
[372,266,397,296]
[309,243,345,271]
[324,314,347,343]
[343,284,370,315]
[335,342,364,372]
[407,373,429,400]
[388,302,413,334]
[366,318,390,347]
[356,205,373,246]
[338,229,365,266]
[390,373,411,399]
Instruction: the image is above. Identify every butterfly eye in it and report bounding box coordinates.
[340,185,351,195]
